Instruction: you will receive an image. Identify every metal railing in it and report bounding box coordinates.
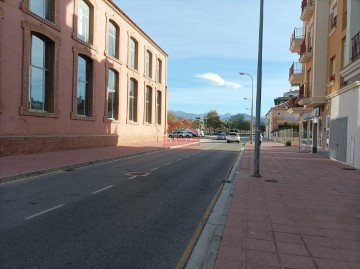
[351,31,360,62]
[290,27,304,46]
[289,62,304,77]
[299,83,312,98]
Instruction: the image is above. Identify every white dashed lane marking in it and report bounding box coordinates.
[25,204,65,220]
[91,185,114,194]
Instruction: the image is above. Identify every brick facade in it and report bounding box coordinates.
[0,0,168,156]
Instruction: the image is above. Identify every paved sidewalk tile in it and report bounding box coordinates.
[214,140,360,269]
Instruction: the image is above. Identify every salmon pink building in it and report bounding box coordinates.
[0,0,168,156]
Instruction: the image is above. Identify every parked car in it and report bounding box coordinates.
[184,131,195,138]
[226,132,240,143]
[168,131,184,138]
[199,130,205,137]
[216,132,226,140]
[168,131,193,138]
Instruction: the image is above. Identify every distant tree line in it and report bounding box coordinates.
[168,110,265,134]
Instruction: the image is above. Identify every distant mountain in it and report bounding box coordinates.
[169,110,266,124]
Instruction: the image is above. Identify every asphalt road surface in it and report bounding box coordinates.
[0,139,243,268]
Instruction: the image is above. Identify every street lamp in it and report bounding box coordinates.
[239,72,254,144]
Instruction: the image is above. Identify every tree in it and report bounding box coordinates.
[228,114,250,131]
[191,117,203,130]
[206,110,222,133]
[167,112,177,132]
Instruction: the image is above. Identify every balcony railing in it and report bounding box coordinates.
[290,27,305,46]
[299,83,312,99]
[351,31,360,62]
[289,62,303,77]
[289,62,304,86]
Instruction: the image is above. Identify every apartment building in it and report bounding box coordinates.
[0,0,168,156]
[288,0,360,168]
[265,90,300,140]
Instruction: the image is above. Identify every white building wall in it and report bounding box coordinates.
[330,82,360,169]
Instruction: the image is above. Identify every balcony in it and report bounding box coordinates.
[287,97,303,114]
[299,39,312,63]
[298,83,312,106]
[288,62,304,86]
[351,31,360,62]
[290,27,304,53]
[300,0,314,21]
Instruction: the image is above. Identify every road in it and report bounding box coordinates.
[0,138,243,268]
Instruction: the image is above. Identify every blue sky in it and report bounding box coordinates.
[115,0,301,116]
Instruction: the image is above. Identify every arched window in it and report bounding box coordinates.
[129,37,138,70]
[78,0,90,43]
[145,86,152,124]
[156,90,162,125]
[107,69,118,120]
[108,21,118,58]
[29,34,54,111]
[77,55,92,116]
[145,50,152,78]
[156,58,162,83]
[129,78,138,122]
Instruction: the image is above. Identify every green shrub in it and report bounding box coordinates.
[285,140,291,146]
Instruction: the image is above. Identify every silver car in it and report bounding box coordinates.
[216,132,226,140]
[226,132,240,143]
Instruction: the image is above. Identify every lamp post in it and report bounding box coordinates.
[239,73,254,144]
[252,0,264,177]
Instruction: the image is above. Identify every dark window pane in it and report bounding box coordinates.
[108,91,114,119]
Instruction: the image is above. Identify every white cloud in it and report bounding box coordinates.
[194,73,242,89]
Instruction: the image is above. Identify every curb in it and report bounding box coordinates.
[0,148,165,184]
[0,141,201,184]
[185,145,245,269]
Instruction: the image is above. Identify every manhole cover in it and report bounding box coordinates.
[265,179,278,183]
[127,172,149,176]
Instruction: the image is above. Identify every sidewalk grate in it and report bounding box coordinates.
[265,179,278,183]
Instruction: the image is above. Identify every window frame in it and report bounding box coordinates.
[156,90,162,125]
[106,68,119,121]
[107,20,119,59]
[29,34,51,112]
[144,85,152,124]
[71,46,96,121]
[156,58,162,84]
[20,20,60,118]
[128,37,138,71]
[145,50,153,79]
[329,56,336,82]
[128,78,138,123]
[21,0,60,31]
[72,0,97,50]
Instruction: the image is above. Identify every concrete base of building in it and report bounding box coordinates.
[0,135,118,156]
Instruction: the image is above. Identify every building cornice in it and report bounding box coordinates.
[326,81,360,99]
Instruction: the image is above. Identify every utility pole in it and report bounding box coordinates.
[253,0,264,177]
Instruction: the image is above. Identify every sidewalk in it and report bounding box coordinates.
[214,140,360,269]
[0,139,199,183]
